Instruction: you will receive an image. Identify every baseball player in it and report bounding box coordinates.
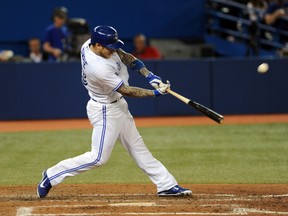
[37,25,192,197]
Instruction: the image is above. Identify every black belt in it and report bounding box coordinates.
[92,96,123,104]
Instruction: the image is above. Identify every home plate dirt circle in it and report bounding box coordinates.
[1,184,287,215]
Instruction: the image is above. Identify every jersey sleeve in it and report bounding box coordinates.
[95,65,124,93]
[44,28,52,43]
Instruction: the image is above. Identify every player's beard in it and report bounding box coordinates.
[99,49,114,59]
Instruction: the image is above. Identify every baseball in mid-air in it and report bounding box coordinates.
[257,63,269,74]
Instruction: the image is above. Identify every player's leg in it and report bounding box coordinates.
[37,102,123,197]
[118,110,177,192]
[38,126,113,198]
[118,100,191,196]
[46,126,117,186]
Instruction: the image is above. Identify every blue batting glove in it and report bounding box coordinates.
[146,72,163,88]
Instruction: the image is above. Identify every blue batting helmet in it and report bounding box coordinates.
[91,25,124,50]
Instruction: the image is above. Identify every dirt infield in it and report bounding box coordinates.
[0,184,287,216]
[1,114,288,132]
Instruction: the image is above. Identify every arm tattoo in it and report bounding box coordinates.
[139,67,150,77]
[116,49,136,65]
[116,49,150,77]
[117,84,154,98]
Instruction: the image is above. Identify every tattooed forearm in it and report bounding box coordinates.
[116,49,150,77]
[116,49,136,66]
[139,67,150,77]
[117,84,154,98]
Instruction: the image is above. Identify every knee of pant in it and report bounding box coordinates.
[138,157,157,171]
[96,156,109,166]
[90,152,109,167]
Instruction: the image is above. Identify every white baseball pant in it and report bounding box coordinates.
[46,98,177,192]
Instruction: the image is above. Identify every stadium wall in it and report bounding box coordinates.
[0,59,287,120]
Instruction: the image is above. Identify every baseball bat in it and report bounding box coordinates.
[167,89,224,124]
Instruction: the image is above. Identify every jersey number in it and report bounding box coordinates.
[82,70,88,86]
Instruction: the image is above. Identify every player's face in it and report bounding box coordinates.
[54,16,66,28]
[99,46,115,59]
[134,35,146,53]
[29,39,41,53]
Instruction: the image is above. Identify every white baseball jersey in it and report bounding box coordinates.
[80,39,128,104]
[45,39,178,193]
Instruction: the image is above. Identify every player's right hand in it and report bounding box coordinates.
[153,80,170,97]
[52,48,62,58]
[276,8,285,17]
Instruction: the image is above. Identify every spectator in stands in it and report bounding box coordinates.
[217,1,242,42]
[247,0,268,18]
[132,34,162,60]
[265,0,288,25]
[264,0,288,42]
[245,0,268,56]
[43,7,69,61]
[245,0,272,51]
[28,38,43,63]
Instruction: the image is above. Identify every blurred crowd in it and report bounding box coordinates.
[214,0,288,40]
[218,0,288,24]
[0,7,162,63]
[0,7,71,63]
[255,0,288,44]
[2,0,287,62]
[207,0,288,56]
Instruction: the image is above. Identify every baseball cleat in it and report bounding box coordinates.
[37,170,52,198]
[158,185,192,197]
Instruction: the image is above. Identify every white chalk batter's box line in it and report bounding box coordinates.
[16,205,288,216]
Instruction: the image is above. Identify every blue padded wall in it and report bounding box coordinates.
[212,59,272,114]
[0,63,89,120]
[155,60,211,116]
[0,58,288,120]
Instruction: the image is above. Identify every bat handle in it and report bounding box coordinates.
[167,89,190,104]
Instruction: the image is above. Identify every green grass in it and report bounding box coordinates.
[0,123,287,185]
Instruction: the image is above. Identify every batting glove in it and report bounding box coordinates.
[153,80,171,97]
[146,72,163,88]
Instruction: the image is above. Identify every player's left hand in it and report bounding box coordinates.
[153,80,171,96]
[146,72,163,88]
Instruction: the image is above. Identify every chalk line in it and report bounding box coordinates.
[16,207,33,216]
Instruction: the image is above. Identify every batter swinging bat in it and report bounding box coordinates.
[167,89,224,124]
